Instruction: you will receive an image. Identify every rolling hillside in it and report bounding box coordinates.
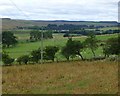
[2,18,118,30]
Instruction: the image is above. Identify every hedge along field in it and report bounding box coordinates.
[4,33,118,60]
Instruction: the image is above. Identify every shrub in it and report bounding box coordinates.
[2,52,14,66]
[44,46,59,61]
[17,55,29,64]
[30,49,41,63]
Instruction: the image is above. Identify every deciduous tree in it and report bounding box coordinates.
[2,31,18,47]
[84,32,98,58]
[44,46,59,61]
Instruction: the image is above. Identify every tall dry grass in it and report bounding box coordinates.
[2,61,118,94]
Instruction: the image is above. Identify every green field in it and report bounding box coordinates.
[99,27,118,31]
[4,33,118,61]
[2,31,119,94]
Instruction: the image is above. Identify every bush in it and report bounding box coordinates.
[44,46,59,61]
[2,52,14,66]
[63,33,70,37]
[17,55,29,64]
[30,49,41,63]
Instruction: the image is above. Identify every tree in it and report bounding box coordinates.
[103,36,120,57]
[2,51,14,65]
[30,49,41,63]
[30,30,40,41]
[16,55,29,64]
[63,33,70,37]
[71,40,84,60]
[44,46,59,61]
[84,32,98,58]
[2,31,18,47]
[61,38,73,61]
[61,46,71,61]
[30,30,53,42]
[61,38,84,60]
[44,30,53,39]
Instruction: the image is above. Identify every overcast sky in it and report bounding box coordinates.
[0,0,119,21]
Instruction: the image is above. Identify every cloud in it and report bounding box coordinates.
[0,0,119,21]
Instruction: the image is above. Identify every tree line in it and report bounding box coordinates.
[2,32,120,66]
[62,29,119,37]
[29,30,53,42]
[17,24,105,30]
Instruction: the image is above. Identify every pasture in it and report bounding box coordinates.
[2,61,118,94]
[99,27,118,31]
[2,27,119,94]
[4,33,118,60]
[2,7,119,95]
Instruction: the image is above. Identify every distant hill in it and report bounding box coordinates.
[2,18,118,30]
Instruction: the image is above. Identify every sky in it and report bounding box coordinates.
[0,0,119,21]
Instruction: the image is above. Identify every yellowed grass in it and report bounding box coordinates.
[2,61,118,94]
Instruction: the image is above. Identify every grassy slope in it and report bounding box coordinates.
[2,61,118,94]
[2,19,118,30]
[2,19,35,30]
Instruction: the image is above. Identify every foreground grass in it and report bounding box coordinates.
[2,61,118,94]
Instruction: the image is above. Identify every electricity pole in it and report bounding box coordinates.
[41,27,43,64]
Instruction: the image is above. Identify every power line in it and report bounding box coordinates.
[7,0,44,64]
[9,0,30,20]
